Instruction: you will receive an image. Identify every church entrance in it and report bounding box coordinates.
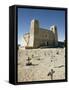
[45,41,48,46]
[47,41,48,46]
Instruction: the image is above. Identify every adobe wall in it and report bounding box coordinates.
[23,33,30,45]
[34,28,55,48]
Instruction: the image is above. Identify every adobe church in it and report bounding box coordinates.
[23,19,58,48]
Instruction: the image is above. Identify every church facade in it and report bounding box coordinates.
[23,19,58,48]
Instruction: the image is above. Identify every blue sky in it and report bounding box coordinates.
[17,8,65,45]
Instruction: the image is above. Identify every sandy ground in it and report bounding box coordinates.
[18,48,65,82]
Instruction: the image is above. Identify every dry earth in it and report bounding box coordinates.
[18,48,65,82]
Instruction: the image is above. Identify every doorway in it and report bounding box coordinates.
[47,41,48,46]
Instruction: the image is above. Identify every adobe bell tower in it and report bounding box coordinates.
[50,25,58,46]
[28,19,39,47]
